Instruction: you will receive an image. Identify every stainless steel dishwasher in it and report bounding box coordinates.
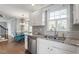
[28,36,37,54]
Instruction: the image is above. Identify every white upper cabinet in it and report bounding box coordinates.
[73,4,79,24]
[30,10,45,26]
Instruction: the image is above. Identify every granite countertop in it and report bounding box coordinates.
[47,37,79,47]
[28,34,79,47]
[64,37,79,46]
[28,34,45,38]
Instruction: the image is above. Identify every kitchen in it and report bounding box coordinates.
[25,4,79,54]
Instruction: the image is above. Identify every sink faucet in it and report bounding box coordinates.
[51,27,58,39]
[54,30,58,39]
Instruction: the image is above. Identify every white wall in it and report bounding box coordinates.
[7,22,11,36]
[7,18,17,37]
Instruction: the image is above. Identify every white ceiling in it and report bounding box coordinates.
[0,4,49,18]
[0,4,32,18]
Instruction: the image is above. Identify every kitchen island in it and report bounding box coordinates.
[27,35,79,54]
[37,37,79,54]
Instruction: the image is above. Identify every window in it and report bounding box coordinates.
[47,9,68,31]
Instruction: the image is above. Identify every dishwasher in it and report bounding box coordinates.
[28,36,37,54]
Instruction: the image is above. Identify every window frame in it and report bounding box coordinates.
[47,6,69,32]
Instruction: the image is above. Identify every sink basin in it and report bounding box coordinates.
[44,36,66,43]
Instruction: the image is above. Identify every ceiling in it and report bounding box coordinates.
[0,4,49,18]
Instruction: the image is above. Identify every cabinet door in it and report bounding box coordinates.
[31,10,42,26]
[49,46,73,54]
[37,38,50,54]
[73,5,79,24]
[41,11,45,25]
[76,47,79,54]
[30,10,45,26]
[31,11,39,26]
[37,44,49,54]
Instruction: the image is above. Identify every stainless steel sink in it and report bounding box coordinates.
[44,35,66,43]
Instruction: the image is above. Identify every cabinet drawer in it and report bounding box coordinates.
[37,38,49,54]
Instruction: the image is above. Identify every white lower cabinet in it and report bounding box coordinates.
[76,48,79,54]
[48,46,73,54]
[37,38,77,54]
[37,38,49,54]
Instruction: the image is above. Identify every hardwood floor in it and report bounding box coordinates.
[0,39,25,54]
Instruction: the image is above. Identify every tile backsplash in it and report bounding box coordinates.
[32,26,45,35]
[32,25,79,39]
[65,31,79,39]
